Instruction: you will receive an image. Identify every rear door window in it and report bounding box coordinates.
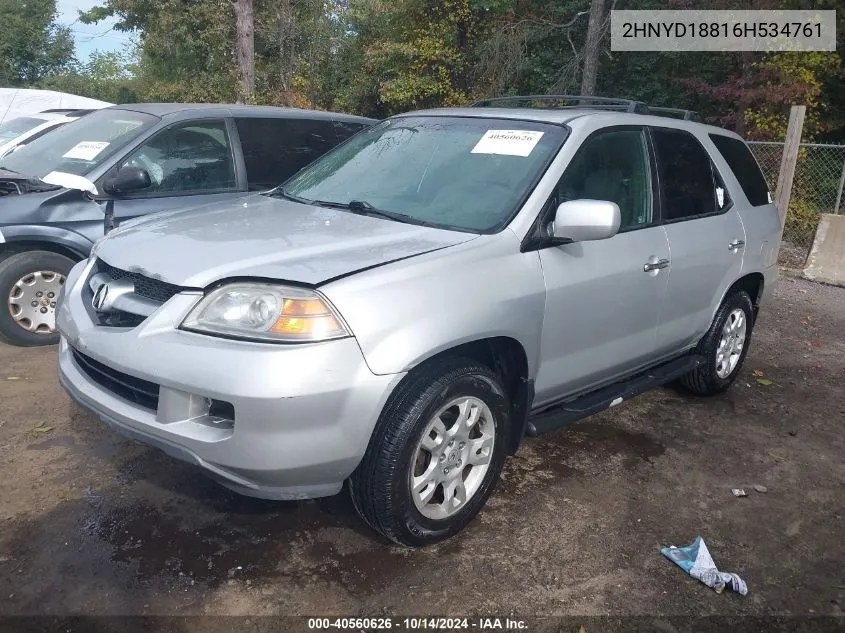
[235,117,338,190]
[708,134,771,206]
[652,128,721,221]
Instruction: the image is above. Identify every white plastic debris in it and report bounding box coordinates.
[731,488,747,497]
[661,536,748,596]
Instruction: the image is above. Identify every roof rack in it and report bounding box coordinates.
[470,95,700,122]
[648,106,700,122]
[471,95,649,114]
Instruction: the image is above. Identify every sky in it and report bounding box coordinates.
[56,0,133,61]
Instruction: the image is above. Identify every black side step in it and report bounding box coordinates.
[525,355,704,437]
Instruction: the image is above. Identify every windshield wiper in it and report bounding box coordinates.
[270,191,470,232]
[314,199,425,226]
[347,199,408,222]
[267,186,314,205]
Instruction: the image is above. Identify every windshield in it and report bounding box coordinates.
[0,109,158,179]
[0,117,46,144]
[282,116,567,232]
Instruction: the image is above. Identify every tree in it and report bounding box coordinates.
[0,0,75,85]
[234,0,256,102]
[579,0,605,95]
[81,0,239,102]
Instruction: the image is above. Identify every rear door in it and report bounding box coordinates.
[99,118,243,227]
[707,133,781,277]
[234,116,339,190]
[534,126,671,405]
[651,127,745,356]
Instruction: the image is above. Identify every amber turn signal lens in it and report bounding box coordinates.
[269,297,345,339]
[281,298,330,316]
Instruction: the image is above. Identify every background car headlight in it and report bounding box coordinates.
[181,283,350,342]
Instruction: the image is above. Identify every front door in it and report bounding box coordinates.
[534,126,671,406]
[99,118,245,230]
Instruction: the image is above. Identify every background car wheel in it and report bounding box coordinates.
[350,357,510,546]
[0,251,75,347]
[680,290,754,396]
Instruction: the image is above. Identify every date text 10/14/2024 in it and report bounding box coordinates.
[307,617,529,630]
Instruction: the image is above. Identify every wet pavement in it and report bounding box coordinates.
[1,276,843,620]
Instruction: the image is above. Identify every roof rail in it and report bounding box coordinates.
[648,106,700,122]
[38,108,93,116]
[470,95,649,114]
[470,95,701,122]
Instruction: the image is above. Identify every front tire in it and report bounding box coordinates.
[350,358,510,546]
[0,251,74,347]
[680,290,754,396]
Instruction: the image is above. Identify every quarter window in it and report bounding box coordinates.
[118,120,236,195]
[652,128,721,221]
[709,133,770,206]
[556,128,653,230]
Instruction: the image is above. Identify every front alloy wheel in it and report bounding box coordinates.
[411,396,496,520]
[351,358,510,546]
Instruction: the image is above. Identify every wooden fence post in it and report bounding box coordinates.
[774,105,806,229]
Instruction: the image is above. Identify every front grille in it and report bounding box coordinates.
[99,261,182,304]
[71,348,160,411]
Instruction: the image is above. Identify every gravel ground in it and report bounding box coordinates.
[0,276,843,628]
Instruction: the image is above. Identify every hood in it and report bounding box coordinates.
[94,194,478,287]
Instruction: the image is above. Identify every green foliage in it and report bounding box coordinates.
[0,0,75,85]
[785,198,821,246]
[40,50,141,103]
[3,0,842,142]
[80,0,239,102]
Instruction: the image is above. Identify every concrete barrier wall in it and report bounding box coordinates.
[803,213,845,287]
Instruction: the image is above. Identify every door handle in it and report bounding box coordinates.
[643,258,670,272]
[729,239,746,251]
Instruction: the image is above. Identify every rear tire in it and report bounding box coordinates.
[680,290,754,396]
[350,358,510,546]
[0,251,74,347]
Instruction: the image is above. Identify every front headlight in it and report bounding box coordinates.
[181,283,350,343]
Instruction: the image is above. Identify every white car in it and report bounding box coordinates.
[0,110,93,159]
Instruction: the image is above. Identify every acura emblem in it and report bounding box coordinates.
[92,283,109,310]
[88,276,134,312]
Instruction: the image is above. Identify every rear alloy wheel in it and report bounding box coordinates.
[680,290,754,396]
[0,251,74,347]
[350,358,510,546]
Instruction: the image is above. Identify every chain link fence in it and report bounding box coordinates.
[748,141,845,268]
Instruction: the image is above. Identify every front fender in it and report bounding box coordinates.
[0,224,94,259]
[321,231,546,378]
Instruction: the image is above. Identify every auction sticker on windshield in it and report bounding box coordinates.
[471,130,544,157]
[63,141,110,161]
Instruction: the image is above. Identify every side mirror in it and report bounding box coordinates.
[551,199,621,242]
[102,166,151,195]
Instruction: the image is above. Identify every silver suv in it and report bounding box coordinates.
[56,96,780,546]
